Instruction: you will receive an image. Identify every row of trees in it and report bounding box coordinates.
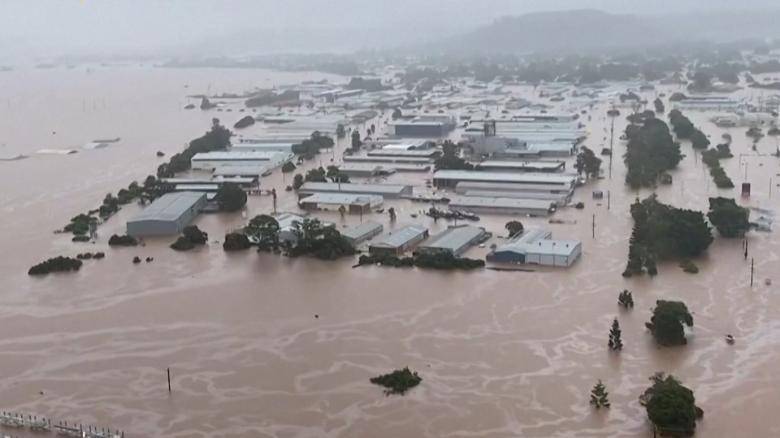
[357,252,485,270]
[157,118,232,178]
[243,215,356,260]
[668,110,710,150]
[701,149,734,188]
[63,120,232,240]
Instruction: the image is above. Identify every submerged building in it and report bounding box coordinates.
[415,225,487,256]
[190,151,291,170]
[127,191,206,237]
[369,225,429,256]
[297,182,413,199]
[447,196,556,216]
[432,170,577,189]
[486,228,581,267]
[390,115,456,138]
[341,221,384,246]
[298,193,383,214]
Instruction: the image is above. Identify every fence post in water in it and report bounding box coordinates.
[167,367,171,392]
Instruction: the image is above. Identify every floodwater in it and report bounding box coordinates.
[0,65,779,437]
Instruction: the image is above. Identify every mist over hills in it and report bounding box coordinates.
[430,9,780,55]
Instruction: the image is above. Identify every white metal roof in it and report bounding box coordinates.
[129,191,205,223]
[434,170,576,186]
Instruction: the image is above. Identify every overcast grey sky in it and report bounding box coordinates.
[2,0,779,59]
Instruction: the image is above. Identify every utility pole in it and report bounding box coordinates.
[607,190,611,210]
[608,116,615,179]
[592,214,596,239]
[167,368,171,393]
[750,258,755,287]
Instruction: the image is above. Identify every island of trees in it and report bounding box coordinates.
[28,256,83,275]
[640,373,703,436]
[370,367,422,396]
[646,300,694,346]
[668,110,710,150]
[624,116,683,188]
[108,234,139,247]
[171,225,209,251]
[624,195,712,277]
[708,197,750,237]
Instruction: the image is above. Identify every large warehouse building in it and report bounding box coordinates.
[297,182,413,199]
[391,115,456,138]
[127,191,206,237]
[369,225,429,256]
[486,228,581,267]
[432,170,577,189]
[415,225,487,256]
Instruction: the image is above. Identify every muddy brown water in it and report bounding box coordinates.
[0,66,779,437]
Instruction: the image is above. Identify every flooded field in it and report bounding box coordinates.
[1,65,779,437]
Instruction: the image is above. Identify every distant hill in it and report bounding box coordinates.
[438,9,660,54]
[431,9,780,55]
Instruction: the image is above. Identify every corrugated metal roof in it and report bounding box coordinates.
[419,225,485,252]
[298,182,412,196]
[299,193,382,206]
[191,151,286,161]
[448,196,555,211]
[341,221,383,240]
[129,191,205,222]
[494,228,580,257]
[372,225,428,249]
[434,170,576,186]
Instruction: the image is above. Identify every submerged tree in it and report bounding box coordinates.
[370,367,422,396]
[351,129,362,151]
[618,290,634,309]
[505,220,524,237]
[590,380,610,409]
[608,319,623,351]
[575,146,602,179]
[216,182,247,212]
[646,300,693,346]
[640,373,703,436]
[245,214,280,251]
[707,197,750,238]
[654,97,665,114]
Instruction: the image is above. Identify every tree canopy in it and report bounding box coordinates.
[624,118,683,188]
[216,183,247,212]
[245,214,280,250]
[505,221,524,237]
[646,300,693,346]
[707,197,749,237]
[434,140,473,171]
[640,373,703,436]
[575,146,602,179]
[623,195,712,277]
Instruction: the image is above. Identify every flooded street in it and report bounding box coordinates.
[1,65,780,437]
